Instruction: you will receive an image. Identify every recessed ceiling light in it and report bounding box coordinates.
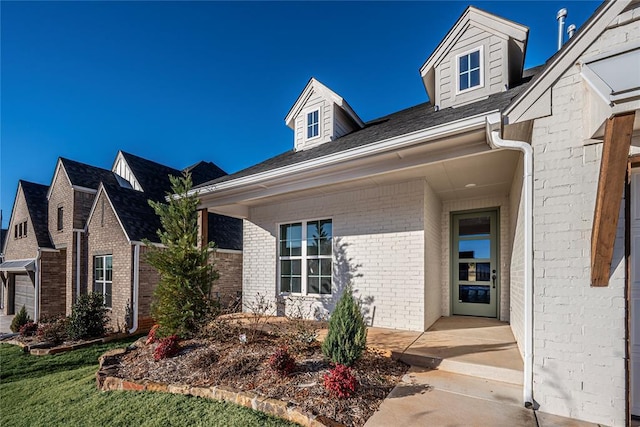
[465,183,477,188]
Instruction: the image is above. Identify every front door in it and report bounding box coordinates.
[452,210,498,317]
[631,169,640,417]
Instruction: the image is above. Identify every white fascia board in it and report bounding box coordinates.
[504,0,631,124]
[193,111,496,201]
[71,185,98,194]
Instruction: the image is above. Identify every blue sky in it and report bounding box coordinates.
[1,1,600,228]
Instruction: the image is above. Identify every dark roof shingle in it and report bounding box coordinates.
[20,180,53,249]
[60,158,115,190]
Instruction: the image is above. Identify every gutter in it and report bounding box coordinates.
[190,111,498,197]
[486,113,534,408]
[129,243,140,334]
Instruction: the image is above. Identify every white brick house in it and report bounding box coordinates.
[193,2,640,425]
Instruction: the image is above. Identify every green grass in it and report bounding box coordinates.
[0,340,298,427]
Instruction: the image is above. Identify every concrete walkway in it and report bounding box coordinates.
[364,317,599,427]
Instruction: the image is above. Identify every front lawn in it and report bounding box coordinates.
[0,339,298,427]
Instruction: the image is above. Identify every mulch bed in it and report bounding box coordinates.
[112,319,408,426]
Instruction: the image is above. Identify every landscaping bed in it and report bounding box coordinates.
[105,319,408,426]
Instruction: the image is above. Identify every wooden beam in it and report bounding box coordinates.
[197,209,208,249]
[591,112,635,286]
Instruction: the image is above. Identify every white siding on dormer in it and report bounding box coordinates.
[435,25,508,109]
[112,155,142,191]
[295,90,333,151]
[334,106,357,140]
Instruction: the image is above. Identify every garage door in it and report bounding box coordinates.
[631,169,639,417]
[14,274,34,319]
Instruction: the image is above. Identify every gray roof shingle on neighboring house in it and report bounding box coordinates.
[193,73,537,190]
[60,157,116,190]
[0,229,7,254]
[20,180,53,249]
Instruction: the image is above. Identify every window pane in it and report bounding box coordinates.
[460,55,469,72]
[280,277,291,293]
[93,282,101,294]
[459,217,490,236]
[459,284,490,304]
[308,277,320,294]
[106,256,112,269]
[307,221,319,239]
[95,267,104,281]
[280,241,290,257]
[308,259,319,275]
[459,239,490,259]
[320,220,332,238]
[319,238,332,256]
[95,256,103,270]
[105,283,112,308]
[459,262,491,282]
[291,260,301,275]
[281,260,291,275]
[321,259,332,276]
[470,50,480,69]
[470,69,480,87]
[320,278,332,295]
[291,277,301,293]
[460,73,468,91]
[307,126,314,139]
[106,268,112,282]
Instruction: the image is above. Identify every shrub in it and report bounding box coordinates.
[154,335,180,361]
[321,285,367,366]
[67,293,109,340]
[19,321,38,337]
[146,324,160,345]
[323,364,358,398]
[10,306,30,333]
[37,317,69,345]
[268,347,296,377]
[145,173,219,338]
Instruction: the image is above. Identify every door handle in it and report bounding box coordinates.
[492,270,497,289]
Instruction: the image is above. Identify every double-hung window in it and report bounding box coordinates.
[94,255,112,308]
[306,110,319,139]
[279,219,332,295]
[458,48,482,92]
[57,206,64,231]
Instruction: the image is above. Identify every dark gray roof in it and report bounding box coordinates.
[194,76,535,190]
[60,158,115,190]
[20,180,53,248]
[183,161,227,186]
[0,229,7,254]
[120,151,182,200]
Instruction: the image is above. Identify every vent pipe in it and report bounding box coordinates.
[556,8,568,51]
[567,24,576,39]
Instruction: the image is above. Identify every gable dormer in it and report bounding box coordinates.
[112,151,142,191]
[285,78,364,151]
[420,6,528,110]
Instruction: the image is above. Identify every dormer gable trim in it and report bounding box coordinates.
[111,150,143,192]
[284,78,364,130]
[46,159,73,200]
[420,6,528,103]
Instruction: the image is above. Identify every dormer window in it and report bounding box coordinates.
[306,110,319,139]
[457,48,483,92]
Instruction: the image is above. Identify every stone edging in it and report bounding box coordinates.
[2,333,129,356]
[96,345,343,427]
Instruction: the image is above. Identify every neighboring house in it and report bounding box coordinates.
[84,151,242,332]
[1,152,242,334]
[192,2,639,426]
[0,180,64,320]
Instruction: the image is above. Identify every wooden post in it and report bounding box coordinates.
[197,209,208,249]
[591,112,635,286]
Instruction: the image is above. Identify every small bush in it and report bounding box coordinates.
[19,321,38,337]
[37,317,69,345]
[154,335,180,361]
[67,293,109,340]
[321,285,367,366]
[10,306,30,333]
[146,324,160,345]
[268,347,296,377]
[323,364,358,398]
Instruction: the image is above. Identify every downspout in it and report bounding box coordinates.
[486,114,534,407]
[129,243,140,334]
[76,231,81,302]
[34,248,42,322]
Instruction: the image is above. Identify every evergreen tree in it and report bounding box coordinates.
[322,285,368,366]
[144,173,218,337]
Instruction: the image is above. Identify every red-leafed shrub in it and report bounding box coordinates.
[146,324,160,345]
[37,317,69,345]
[323,364,358,398]
[268,347,296,377]
[154,335,180,361]
[19,321,38,337]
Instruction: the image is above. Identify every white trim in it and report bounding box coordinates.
[277,217,333,297]
[305,108,321,142]
[193,111,496,199]
[455,45,485,95]
[75,230,82,304]
[215,248,242,254]
[72,185,97,194]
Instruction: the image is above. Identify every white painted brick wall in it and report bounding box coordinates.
[424,180,443,330]
[243,180,426,331]
[529,11,639,425]
[509,156,526,355]
[441,196,511,320]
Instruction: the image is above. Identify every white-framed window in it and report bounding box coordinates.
[93,255,112,308]
[279,219,332,295]
[306,110,319,139]
[457,47,483,93]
